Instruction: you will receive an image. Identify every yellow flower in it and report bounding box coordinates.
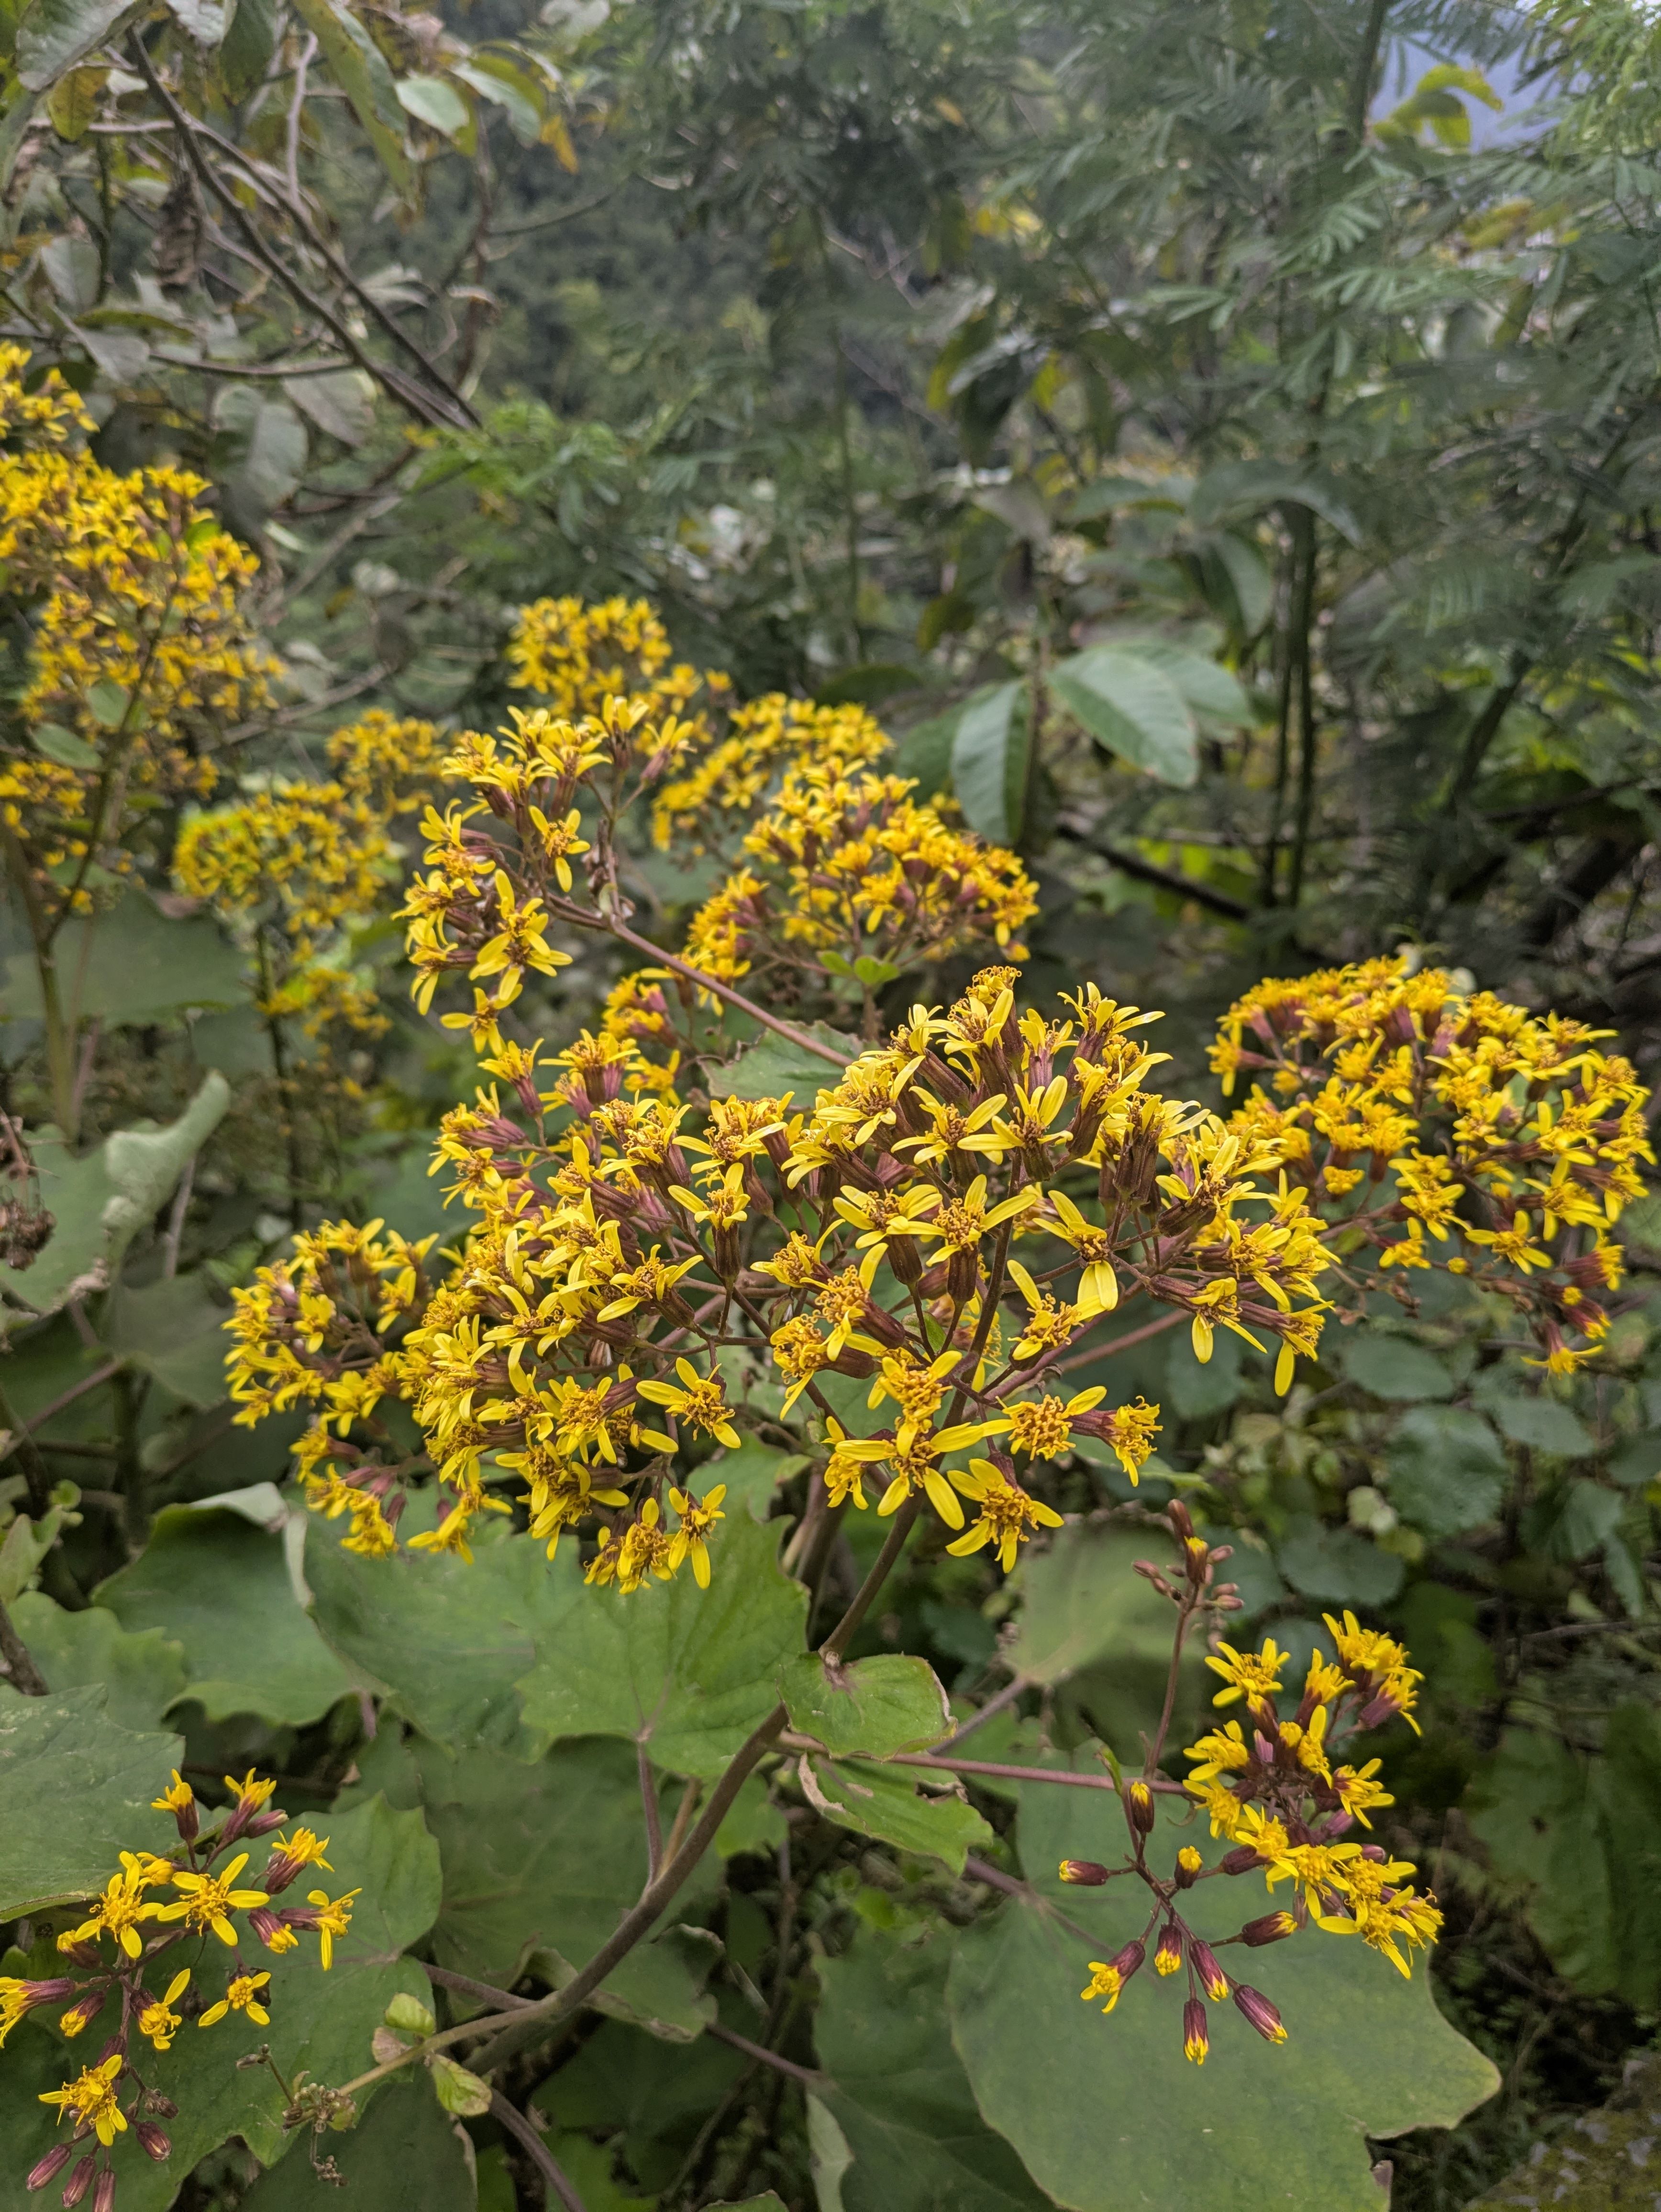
[1204,1637,1288,1710]
[199,1971,272,2028]
[667,1484,727,1587]
[39,2053,127,2146]
[137,1969,192,2050]
[636,1358,742,1448]
[946,1460,1063,1570]
[159,1853,270,1945]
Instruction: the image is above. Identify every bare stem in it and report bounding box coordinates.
[817,1495,922,1662]
[638,1740,664,1885]
[489,2090,588,2212]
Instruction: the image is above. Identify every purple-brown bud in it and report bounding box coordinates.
[1154,1922,1184,1977]
[91,2173,115,2212]
[133,2124,171,2164]
[1233,1983,1288,2044]
[1174,1846,1203,1889]
[1241,1910,1297,1947]
[1182,1996,1210,2064]
[59,2157,95,2209]
[1219,1845,1264,1877]
[1058,1859,1112,1886]
[57,1990,107,2038]
[1124,1781,1156,1836]
[1189,1938,1229,2002]
[25,2144,72,2193]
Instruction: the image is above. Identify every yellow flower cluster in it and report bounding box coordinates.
[1061,1521,1435,2068]
[0,346,270,904]
[1212,956,1653,1371]
[507,593,697,718]
[683,767,1038,1003]
[325,708,450,818]
[4,1768,352,2201]
[651,693,890,854]
[1185,1614,1440,1977]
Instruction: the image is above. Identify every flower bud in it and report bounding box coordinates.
[1189,1938,1229,2002]
[1174,1846,1203,1889]
[60,2157,95,2209]
[245,1808,288,1840]
[133,2125,171,2164]
[1124,1781,1156,1836]
[1154,1923,1184,1977]
[1233,1983,1288,2044]
[1218,1845,1263,1877]
[1182,1996,1210,2065]
[58,1991,106,2038]
[92,2173,115,2212]
[1058,1859,1112,1887]
[25,2144,72,2193]
[1241,1910,1297,1947]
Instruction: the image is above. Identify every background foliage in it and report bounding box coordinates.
[7,0,1661,2206]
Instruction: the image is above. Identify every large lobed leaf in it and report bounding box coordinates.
[0,1685,180,1916]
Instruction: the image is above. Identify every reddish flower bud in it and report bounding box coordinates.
[1182,1997,1210,2065]
[1241,1910,1297,1947]
[245,1808,288,1840]
[134,2124,171,2163]
[57,1990,107,2038]
[1154,1922,1184,1977]
[1233,1983,1288,2044]
[1189,1938,1230,2002]
[59,2157,95,2209]
[92,2173,115,2212]
[1058,1859,1112,1887]
[1174,1846,1203,1889]
[1124,1781,1156,1836]
[1218,1845,1263,1876]
[25,2143,73,2193]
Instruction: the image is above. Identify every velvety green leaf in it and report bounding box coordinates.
[307,1519,565,1754]
[414,1734,717,2037]
[1050,648,1197,787]
[0,1077,232,1319]
[0,1684,179,1915]
[950,679,1027,844]
[514,1511,806,1778]
[104,1272,233,1405]
[1005,1524,1180,1689]
[1275,1516,1405,1606]
[1490,1394,1595,1458]
[289,0,411,193]
[798,1751,992,1872]
[1386,1405,1507,1537]
[0,1794,440,2212]
[96,1504,354,1725]
[242,2069,476,2212]
[1341,1335,1455,1402]
[708,1025,854,1106]
[815,1923,1052,2212]
[947,1771,1498,2211]
[3,891,244,1027]
[14,0,129,89]
[779,1652,951,1758]
[2,1591,185,1730]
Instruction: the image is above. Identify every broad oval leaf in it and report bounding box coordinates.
[1189,458,1362,546]
[779,1652,952,1759]
[1050,648,1197,788]
[0,1684,180,1916]
[15,0,131,90]
[708,1023,855,1105]
[950,679,1027,844]
[397,72,473,140]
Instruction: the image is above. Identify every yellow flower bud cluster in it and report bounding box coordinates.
[4,1767,352,2204]
[1212,955,1653,1371]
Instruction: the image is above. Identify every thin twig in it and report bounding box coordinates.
[705,2018,825,2086]
[638,1739,663,1885]
[423,1963,534,2010]
[937,1675,1025,1751]
[489,2090,587,2212]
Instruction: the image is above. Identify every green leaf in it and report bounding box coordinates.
[413,1734,717,2037]
[814,1924,1052,2212]
[1548,1478,1622,1561]
[0,1794,441,2211]
[430,2053,493,2117]
[396,71,472,137]
[797,1751,992,1872]
[0,1073,232,1319]
[950,679,1027,844]
[0,1684,180,1915]
[2,1591,185,1730]
[779,1652,951,1759]
[31,721,98,767]
[286,366,375,447]
[1490,1394,1595,1457]
[714,1772,787,1858]
[289,0,411,194]
[1341,1336,1454,1402]
[514,1510,807,1779]
[4,891,246,1028]
[1275,1516,1405,1606]
[241,2069,476,2212]
[14,0,129,91]
[702,1435,808,1522]
[215,386,309,511]
[1093,635,1252,726]
[947,1771,1498,2212]
[708,1024,854,1105]
[1050,648,1197,788]
[160,0,223,44]
[307,1520,567,1754]
[1005,1524,1180,1690]
[86,675,129,726]
[887,707,957,799]
[219,0,277,99]
[1386,1406,1507,1537]
[450,55,541,144]
[104,1272,233,1405]
[96,1503,354,1726]
[1188,460,1362,546]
